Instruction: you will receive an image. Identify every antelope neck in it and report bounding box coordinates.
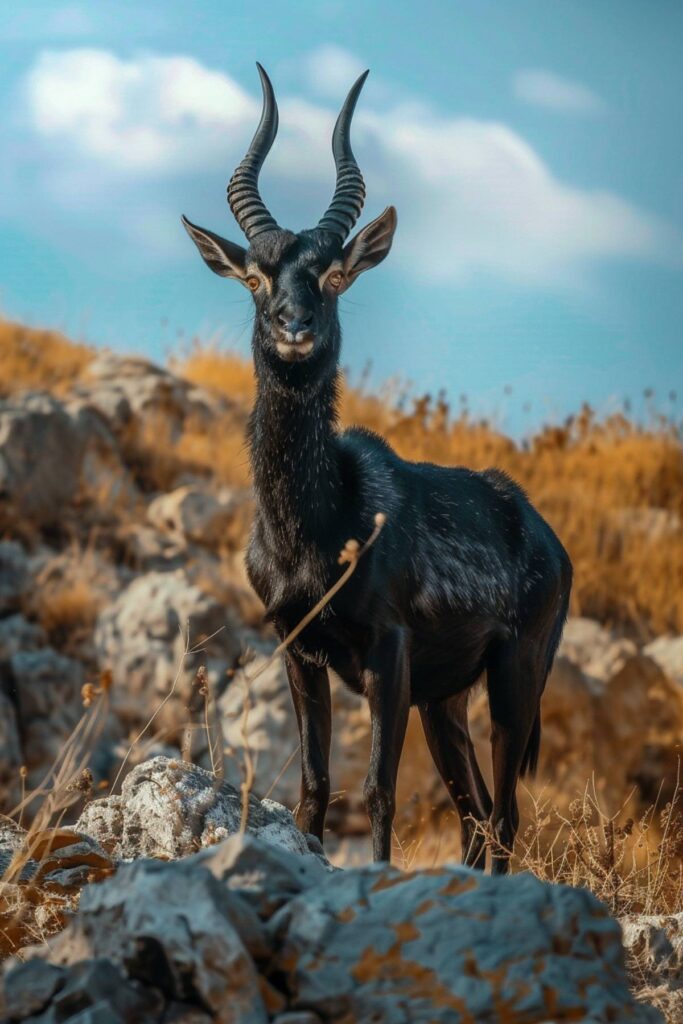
[248,362,342,547]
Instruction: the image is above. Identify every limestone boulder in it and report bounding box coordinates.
[559,616,616,671]
[467,640,683,815]
[1,647,85,792]
[0,755,664,1023]
[0,392,130,525]
[114,522,187,572]
[593,648,683,805]
[71,352,233,439]
[0,824,116,959]
[198,831,331,920]
[147,484,249,551]
[94,570,241,739]
[76,756,328,861]
[35,859,269,1024]
[1,958,163,1024]
[270,861,660,1022]
[621,913,683,1022]
[0,393,84,524]
[0,689,22,811]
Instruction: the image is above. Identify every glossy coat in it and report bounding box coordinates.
[182,67,572,870]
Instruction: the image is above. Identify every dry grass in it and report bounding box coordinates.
[0,677,112,957]
[515,782,683,917]
[511,784,683,1022]
[180,346,683,638]
[175,341,256,406]
[24,545,106,655]
[117,406,250,495]
[0,321,93,397]
[3,320,680,636]
[2,321,682,1018]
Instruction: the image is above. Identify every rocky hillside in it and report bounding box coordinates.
[0,757,675,1022]
[1,322,682,1020]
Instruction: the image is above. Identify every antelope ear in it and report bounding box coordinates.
[181,215,247,279]
[342,206,397,285]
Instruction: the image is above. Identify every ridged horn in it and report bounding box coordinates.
[227,63,280,240]
[317,70,369,240]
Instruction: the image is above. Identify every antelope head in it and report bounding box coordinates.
[182,64,397,378]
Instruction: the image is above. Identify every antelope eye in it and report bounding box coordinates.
[246,275,261,292]
[327,271,344,290]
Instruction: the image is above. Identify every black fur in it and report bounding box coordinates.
[184,217,572,871]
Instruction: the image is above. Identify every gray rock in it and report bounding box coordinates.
[0,613,47,658]
[7,647,84,719]
[114,524,187,572]
[49,958,162,1023]
[559,616,616,670]
[70,353,233,440]
[2,957,163,1023]
[1,959,65,1017]
[48,858,268,1024]
[621,913,683,1019]
[220,650,300,810]
[2,648,84,790]
[271,1016,322,1024]
[0,540,29,613]
[76,756,329,861]
[0,394,84,524]
[67,404,138,510]
[270,862,661,1023]
[0,391,132,526]
[94,571,240,729]
[147,485,246,550]
[622,913,683,977]
[198,832,331,919]
[162,1005,214,1024]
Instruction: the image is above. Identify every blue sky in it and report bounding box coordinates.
[1,1,682,431]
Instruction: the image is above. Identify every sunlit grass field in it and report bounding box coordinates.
[3,318,681,637]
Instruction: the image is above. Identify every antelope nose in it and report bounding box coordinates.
[277,310,314,337]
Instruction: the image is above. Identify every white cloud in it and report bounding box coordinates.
[513,69,607,115]
[303,45,366,99]
[24,49,258,172]
[14,47,681,286]
[363,107,673,285]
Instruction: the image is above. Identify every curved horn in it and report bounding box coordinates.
[227,63,280,240]
[317,70,369,240]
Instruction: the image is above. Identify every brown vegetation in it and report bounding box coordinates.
[181,343,683,638]
[26,545,105,655]
[5,321,681,640]
[2,323,682,968]
[0,321,93,397]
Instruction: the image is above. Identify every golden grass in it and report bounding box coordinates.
[25,545,105,655]
[8,319,680,637]
[0,321,93,397]
[175,341,256,405]
[180,346,683,637]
